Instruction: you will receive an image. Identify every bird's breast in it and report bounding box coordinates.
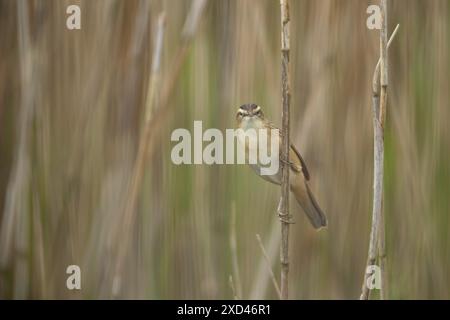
[237,119,264,156]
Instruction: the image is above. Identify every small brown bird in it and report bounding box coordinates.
[236,103,327,229]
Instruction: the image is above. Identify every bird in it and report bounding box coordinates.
[235,103,327,229]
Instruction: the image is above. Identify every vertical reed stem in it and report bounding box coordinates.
[361,0,390,300]
[378,0,388,300]
[279,0,291,300]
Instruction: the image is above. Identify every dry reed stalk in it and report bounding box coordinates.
[112,0,207,297]
[112,12,166,297]
[32,194,47,298]
[279,0,291,300]
[360,0,395,300]
[0,0,35,298]
[144,12,165,123]
[143,0,207,163]
[378,0,389,300]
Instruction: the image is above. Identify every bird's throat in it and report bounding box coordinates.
[240,117,264,131]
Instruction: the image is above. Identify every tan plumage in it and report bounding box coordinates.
[236,103,327,229]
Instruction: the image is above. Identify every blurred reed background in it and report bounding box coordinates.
[0,0,449,299]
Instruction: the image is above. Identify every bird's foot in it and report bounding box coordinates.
[279,157,292,166]
[279,157,301,172]
[277,198,295,224]
[278,215,296,224]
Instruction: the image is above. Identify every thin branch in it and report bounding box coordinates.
[256,234,281,299]
[373,24,399,76]
[361,0,393,300]
[249,222,281,299]
[279,0,291,300]
[372,23,399,109]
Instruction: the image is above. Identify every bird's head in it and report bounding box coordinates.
[236,103,264,124]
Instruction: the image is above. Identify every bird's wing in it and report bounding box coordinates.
[268,122,310,181]
[290,144,310,181]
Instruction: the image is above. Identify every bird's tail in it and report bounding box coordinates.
[291,182,327,229]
